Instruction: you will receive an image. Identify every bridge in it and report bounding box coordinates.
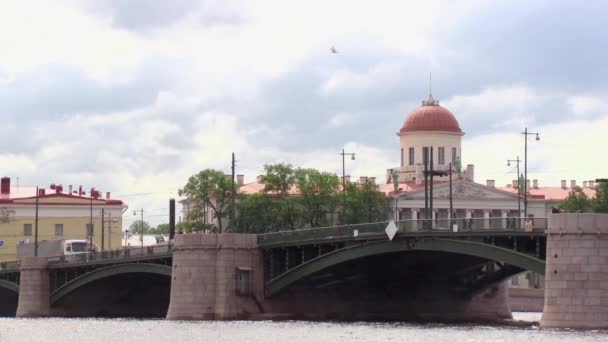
[0,217,549,321]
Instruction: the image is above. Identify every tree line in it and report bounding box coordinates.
[177,163,390,234]
[558,182,608,213]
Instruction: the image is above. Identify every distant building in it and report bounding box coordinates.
[180,93,597,230]
[0,177,126,262]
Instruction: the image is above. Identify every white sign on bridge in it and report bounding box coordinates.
[385,221,398,241]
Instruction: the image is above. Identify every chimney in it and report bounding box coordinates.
[506,184,512,188]
[570,180,576,189]
[486,179,495,188]
[256,175,264,183]
[78,185,83,196]
[369,177,376,184]
[533,179,538,189]
[56,184,63,193]
[0,177,10,194]
[466,164,475,182]
[512,180,518,188]
[106,192,110,199]
[344,175,351,183]
[90,188,96,199]
[589,180,595,189]
[386,169,392,184]
[237,174,244,186]
[359,176,368,184]
[68,185,73,195]
[583,181,588,188]
[526,180,530,192]
[561,180,567,189]
[38,188,45,197]
[50,183,56,190]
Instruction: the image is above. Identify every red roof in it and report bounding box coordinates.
[400,96,462,134]
[498,186,596,201]
[0,186,124,205]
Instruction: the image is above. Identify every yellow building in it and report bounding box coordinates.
[0,177,127,262]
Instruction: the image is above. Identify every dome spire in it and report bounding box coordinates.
[422,72,439,106]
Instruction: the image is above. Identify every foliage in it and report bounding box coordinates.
[593,182,608,213]
[294,168,340,227]
[559,186,592,213]
[341,179,390,224]
[262,163,296,197]
[129,220,151,234]
[149,223,169,235]
[179,169,235,233]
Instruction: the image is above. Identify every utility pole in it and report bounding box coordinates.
[340,148,356,224]
[449,162,453,229]
[430,146,434,227]
[507,156,523,229]
[101,208,105,251]
[108,211,112,250]
[522,127,540,220]
[230,152,236,228]
[34,186,39,257]
[89,189,94,247]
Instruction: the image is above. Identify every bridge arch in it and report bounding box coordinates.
[266,238,545,297]
[51,263,171,305]
[0,279,18,294]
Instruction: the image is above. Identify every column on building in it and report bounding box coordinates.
[501,210,508,229]
[431,210,437,229]
[465,210,472,230]
[483,210,490,230]
[411,209,418,231]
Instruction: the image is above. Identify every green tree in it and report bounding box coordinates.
[593,182,608,213]
[294,168,340,227]
[130,220,151,234]
[179,169,234,233]
[342,179,390,224]
[262,163,296,196]
[150,223,169,235]
[559,186,592,213]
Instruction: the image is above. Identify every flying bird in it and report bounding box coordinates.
[331,46,338,54]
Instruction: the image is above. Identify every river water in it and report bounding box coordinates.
[0,313,605,342]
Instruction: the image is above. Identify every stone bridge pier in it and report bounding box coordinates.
[166,234,264,320]
[542,213,608,329]
[16,257,51,317]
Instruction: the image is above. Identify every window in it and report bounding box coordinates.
[400,148,404,167]
[422,147,429,165]
[438,147,445,165]
[452,147,457,163]
[23,224,32,236]
[408,147,414,165]
[236,267,252,296]
[511,275,520,286]
[86,223,94,237]
[55,224,64,236]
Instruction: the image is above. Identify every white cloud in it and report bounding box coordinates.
[568,96,608,117]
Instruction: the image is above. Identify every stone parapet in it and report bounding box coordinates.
[541,213,608,329]
[16,257,51,317]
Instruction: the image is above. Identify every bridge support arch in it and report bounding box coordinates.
[51,263,172,305]
[16,257,51,317]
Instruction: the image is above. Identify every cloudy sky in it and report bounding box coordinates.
[0,0,606,226]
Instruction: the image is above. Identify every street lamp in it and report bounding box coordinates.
[507,156,523,226]
[133,209,144,248]
[522,127,540,219]
[124,229,129,248]
[340,148,356,223]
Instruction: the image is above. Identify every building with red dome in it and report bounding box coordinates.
[396,94,470,183]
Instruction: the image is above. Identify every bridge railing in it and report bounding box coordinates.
[257,217,547,246]
[46,243,173,267]
[0,260,20,272]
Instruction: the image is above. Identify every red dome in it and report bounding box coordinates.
[400,96,462,134]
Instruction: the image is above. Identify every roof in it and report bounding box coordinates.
[497,186,596,201]
[0,186,124,206]
[399,95,462,134]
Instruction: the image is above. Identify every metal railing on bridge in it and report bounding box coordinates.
[0,243,173,272]
[257,217,547,247]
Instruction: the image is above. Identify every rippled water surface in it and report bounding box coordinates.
[0,313,606,342]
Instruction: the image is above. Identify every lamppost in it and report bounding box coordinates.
[507,156,523,226]
[522,128,540,219]
[133,209,144,248]
[340,148,356,223]
[124,229,129,248]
